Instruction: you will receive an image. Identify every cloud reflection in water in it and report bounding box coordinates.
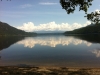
[91,49,100,57]
[17,36,92,48]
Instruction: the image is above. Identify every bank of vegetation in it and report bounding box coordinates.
[0,21,36,36]
[64,23,100,35]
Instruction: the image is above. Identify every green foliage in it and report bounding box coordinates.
[85,11,100,24]
[0,21,36,36]
[65,23,100,34]
[60,0,93,14]
[60,0,100,24]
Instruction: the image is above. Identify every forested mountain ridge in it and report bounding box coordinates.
[0,21,36,36]
[64,24,100,34]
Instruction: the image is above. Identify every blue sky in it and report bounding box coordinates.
[0,0,100,32]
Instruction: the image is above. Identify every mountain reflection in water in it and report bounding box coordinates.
[0,36,25,51]
[0,34,100,67]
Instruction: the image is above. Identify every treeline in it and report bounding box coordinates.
[0,21,36,36]
[65,23,100,34]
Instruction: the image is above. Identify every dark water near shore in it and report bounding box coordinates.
[0,35,100,67]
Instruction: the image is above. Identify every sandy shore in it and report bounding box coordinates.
[0,66,100,75]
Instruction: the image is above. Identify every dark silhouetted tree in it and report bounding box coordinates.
[60,0,100,24]
[85,11,100,24]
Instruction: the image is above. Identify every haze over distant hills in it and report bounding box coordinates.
[36,31,64,33]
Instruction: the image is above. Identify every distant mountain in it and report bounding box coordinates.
[36,31,64,36]
[36,31,64,33]
[0,21,36,36]
[64,23,100,35]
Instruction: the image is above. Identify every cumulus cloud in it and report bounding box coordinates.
[20,4,33,8]
[39,2,58,5]
[16,21,91,32]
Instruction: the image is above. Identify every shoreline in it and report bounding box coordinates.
[0,66,100,75]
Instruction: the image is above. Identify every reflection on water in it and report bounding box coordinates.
[0,36,24,51]
[17,35,92,48]
[0,35,100,67]
[73,34,100,43]
[0,36,25,60]
[91,49,100,57]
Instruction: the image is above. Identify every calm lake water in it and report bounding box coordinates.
[0,34,100,67]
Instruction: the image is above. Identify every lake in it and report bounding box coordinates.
[0,34,100,67]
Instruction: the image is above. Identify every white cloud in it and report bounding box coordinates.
[16,21,91,32]
[39,2,58,5]
[20,4,33,8]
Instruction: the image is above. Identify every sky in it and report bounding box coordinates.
[0,0,100,32]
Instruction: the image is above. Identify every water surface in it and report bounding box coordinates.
[0,35,100,67]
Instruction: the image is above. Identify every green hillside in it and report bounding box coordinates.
[0,21,36,36]
[64,24,100,35]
